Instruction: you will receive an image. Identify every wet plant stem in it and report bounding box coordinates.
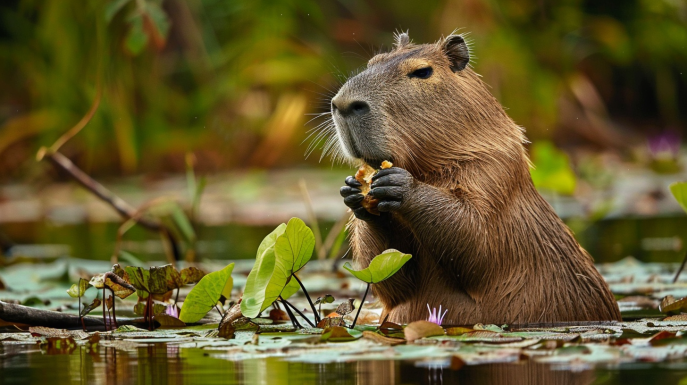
[102,287,107,331]
[279,297,302,329]
[292,274,320,323]
[174,288,180,306]
[281,299,316,328]
[351,283,370,328]
[215,305,223,317]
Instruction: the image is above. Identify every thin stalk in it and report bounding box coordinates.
[174,288,180,306]
[78,296,81,328]
[281,299,316,328]
[674,250,687,283]
[280,296,302,329]
[102,287,107,331]
[292,274,320,323]
[351,283,370,328]
[110,288,118,328]
[214,305,223,317]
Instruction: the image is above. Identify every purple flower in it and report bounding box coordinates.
[426,304,448,325]
[165,304,180,318]
[648,131,681,160]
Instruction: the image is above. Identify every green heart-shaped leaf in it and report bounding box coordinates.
[241,219,315,318]
[179,263,234,323]
[670,182,687,214]
[343,249,412,284]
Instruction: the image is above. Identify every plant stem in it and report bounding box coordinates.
[174,288,180,306]
[351,283,370,328]
[292,274,320,323]
[281,299,316,328]
[674,249,687,283]
[280,297,301,329]
[102,287,108,331]
[111,288,118,328]
[214,305,223,317]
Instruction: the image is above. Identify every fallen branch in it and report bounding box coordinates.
[0,301,136,330]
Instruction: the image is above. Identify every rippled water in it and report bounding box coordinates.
[3,342,687,385]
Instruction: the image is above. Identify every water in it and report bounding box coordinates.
[3,342,687,385]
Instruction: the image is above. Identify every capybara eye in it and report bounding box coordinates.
[409,67,433,79]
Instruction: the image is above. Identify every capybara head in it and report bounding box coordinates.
[331,32,525,173]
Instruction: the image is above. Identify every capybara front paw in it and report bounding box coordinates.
[341,176,380,222]
[369,167,414,213]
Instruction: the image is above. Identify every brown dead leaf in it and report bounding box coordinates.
[659,295,687,314]
[649,330,677,346]
[317,317,345,328]
[268,308,290,321]
[321,326,356,342]
[446,327,474,336]
[362,331,405,346]
[154,314,186,328]
[218,322,235,339]
[404,320,445,342]
[663,314,687,321]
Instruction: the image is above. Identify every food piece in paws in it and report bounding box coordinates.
[354,161,393,215]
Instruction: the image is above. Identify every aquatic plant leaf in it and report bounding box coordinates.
[67,278,90,298]
[154,314,186,328]
[80,298,101,317]
[404,320,445,342]
[125,266,150,292]
[343,249,412,283]
[133,302,166,317]
[111,264,129,281]
[149,264,181,294]
[320,326,356,342]
[670,182,687,214]
[241,224,286,317]
[104,275,136,299]
[274,217,315,274]
[179,263,234,323]
[180,267,205,285]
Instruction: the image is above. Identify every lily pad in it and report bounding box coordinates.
[179,263,234,323]
[343,249,412,284]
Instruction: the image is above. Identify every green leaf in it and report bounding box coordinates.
[670,182,687,214]
[105,0,132,23]
[240,224,286,318]
[180,267,205,285]
[529,141,577,195]
[125,266,150,292]
[179,263,234,323]
[343,249,412,284]
[67,278,90,298]
[274,217,315,274]
[125,15,148,55]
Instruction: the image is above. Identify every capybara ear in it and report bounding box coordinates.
[394,31,411,49]
[441,34,469,72]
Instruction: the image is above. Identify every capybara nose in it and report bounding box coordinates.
[332,98,370,117]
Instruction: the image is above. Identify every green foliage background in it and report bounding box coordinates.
[0,0,685,179]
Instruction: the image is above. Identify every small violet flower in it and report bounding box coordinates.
[165,304,180,319]
[426,304,448,325]
[648,131,681,161]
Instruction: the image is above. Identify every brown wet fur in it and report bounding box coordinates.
[332,32,621,325]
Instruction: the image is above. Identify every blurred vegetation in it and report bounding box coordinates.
[0,0,685,180]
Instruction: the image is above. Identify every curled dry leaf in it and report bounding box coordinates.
[404,320,445,342]
[320,326,356,342]
[659,295,687,314]
[317,317,345,329]
[362,331,405,346]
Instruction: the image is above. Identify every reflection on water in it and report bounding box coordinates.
[3,342,687,385]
